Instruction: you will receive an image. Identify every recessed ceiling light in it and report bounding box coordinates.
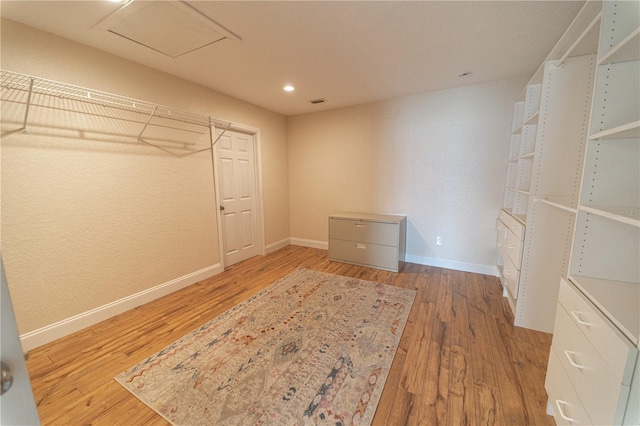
[458,71,473,78]
[283,85,295,92]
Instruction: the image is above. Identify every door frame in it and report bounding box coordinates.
[211,121,265,269]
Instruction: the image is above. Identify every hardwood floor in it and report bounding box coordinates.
[25,245,554,425]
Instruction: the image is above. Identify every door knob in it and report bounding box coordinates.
[220,206,225,211]
[1,361,13,395]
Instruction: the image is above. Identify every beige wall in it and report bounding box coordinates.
[288,79,525,272]
[0,19,290,335]
[1,18,524,340]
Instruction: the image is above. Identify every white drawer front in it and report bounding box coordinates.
[329,239,399,271]
[497,239,507,261]
[552,305,631,425]
[559,278,637,384]
[329,218,399,247]
[496,219,508,248]
[545,349,593,426]
[502,253,520,298]
[504,227,523,268]
[499,210,525,240]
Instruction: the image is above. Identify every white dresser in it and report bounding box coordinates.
[328,213,407,272]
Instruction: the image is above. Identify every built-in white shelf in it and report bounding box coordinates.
[517,152,535,160]
[598,26,640,65]
[544,2,640,424]
[535,197,578,214]
[579,205,640,227]
[591,120,640,140]
[524,111,539,126]
[499,46,597,334]
[502,208,527,225]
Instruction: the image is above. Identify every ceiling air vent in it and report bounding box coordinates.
[309,98,326,105]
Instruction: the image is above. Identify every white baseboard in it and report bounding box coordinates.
[265,238,290,254]
[20,263,223,352]
[290,238,328,250]
[288,239,496,276]
[405,254,498,276]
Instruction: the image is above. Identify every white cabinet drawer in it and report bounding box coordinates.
[496,219,508,248]
[329,218,399,247]
[502,252,520,298]
[329,239,398,271]
[504,226,523,268]
[559,278,637,384]
[551,304,631,425]
[499,209,525,240]
[545,349,593,426]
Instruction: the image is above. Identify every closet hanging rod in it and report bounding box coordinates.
[0,70,218,129]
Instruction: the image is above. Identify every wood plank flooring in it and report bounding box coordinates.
[25,245,554,425]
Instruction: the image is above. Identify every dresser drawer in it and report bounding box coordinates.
[499,209,525,240]
[496,219,508,247]
[504,226,523,268]
[551,304,631,425]
[329,239,399,271]
[329,218,399,247]
[559,278,637,384]
[545,349,593,426]
[502,253,520,298]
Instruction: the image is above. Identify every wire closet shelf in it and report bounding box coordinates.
[0,69,231,155]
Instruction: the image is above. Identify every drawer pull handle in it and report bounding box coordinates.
[504,270,511,276]
[508,245,516,250]
[569,310,594,327]
[509,225,518,230]
[355,244,367,249]
[355,223,366,228]
[564,350,587,370]
[555,400,577,423]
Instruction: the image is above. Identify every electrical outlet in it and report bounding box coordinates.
[436,236,444,246]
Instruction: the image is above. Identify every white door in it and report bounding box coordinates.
[214,129,259,266]
[1,259,41,425]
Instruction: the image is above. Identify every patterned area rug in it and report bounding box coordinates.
[116,267,416,425]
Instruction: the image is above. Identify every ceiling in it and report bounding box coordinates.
[0,0,586,116]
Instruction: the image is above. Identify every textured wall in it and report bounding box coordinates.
[287,79,525,271]
[0,19,289,334]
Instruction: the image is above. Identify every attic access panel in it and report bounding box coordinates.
[94,0,240,58]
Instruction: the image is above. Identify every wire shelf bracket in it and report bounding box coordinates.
[21,77,34,133]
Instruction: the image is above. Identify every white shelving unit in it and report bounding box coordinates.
[544,1,640,424]
[497,1,601,333]
[568,0,640,347]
